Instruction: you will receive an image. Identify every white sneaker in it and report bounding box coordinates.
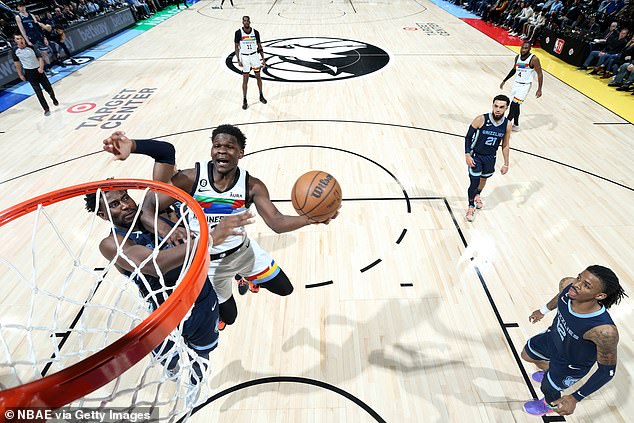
[512,124,520,132]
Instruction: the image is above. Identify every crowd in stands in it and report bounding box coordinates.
[0,0,187,54]
[449,0,634,92]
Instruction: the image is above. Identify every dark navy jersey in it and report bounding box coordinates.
[18,12,44,43]
[114,223,211,311]
[468,113,508,156]
[547,284,615,368]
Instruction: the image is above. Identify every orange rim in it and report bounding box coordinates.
[0,179,209,411]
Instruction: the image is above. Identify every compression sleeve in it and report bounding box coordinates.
[133,139,176,164]
[503,67,516,82]
[465,125,478,154]
[571,363,616,402]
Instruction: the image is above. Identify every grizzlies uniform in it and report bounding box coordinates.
[467,113,509,178]
[524,284,615,397]
[188,161,281,303]
[511,54,536,103]
[17,12,47,51]
[114,224,220,356]
[234,27,262,73]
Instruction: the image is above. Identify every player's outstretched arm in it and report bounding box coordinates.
[529,277,573,323]
[99,236,191,277]
[551,324,619,415]
[102,132,176,182]
[249,176,313,233]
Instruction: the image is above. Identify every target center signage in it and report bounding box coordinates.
[72,88,157,130]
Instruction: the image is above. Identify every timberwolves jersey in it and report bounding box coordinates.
[239,28,259,55]
[18,12,44,44]
[188,161,249,254]
[515,54,536,84]
[548,284,615,367]
[469,113,508,156]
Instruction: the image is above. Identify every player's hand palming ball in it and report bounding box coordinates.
[291,171,342,223]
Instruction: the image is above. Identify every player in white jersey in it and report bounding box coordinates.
[499,41,543,132]
[234,16,267,110]
[102,125,339,330]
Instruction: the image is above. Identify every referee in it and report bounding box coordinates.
[12,33,59,116]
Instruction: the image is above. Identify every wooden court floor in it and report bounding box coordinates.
[0,1,632,422]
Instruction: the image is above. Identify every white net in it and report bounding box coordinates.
[0,181,214,421]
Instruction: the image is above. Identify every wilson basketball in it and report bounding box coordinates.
[292,171,342,222]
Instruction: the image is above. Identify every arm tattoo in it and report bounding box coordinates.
[585,325,619,365]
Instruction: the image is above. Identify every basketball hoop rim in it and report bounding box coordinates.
[0,179,210,411]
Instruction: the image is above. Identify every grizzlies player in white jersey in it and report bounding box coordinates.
[234,16,267,110]
[102,125,338,330]
[499,41,543,131]
[522,265,626,416]
[464,95,512,222]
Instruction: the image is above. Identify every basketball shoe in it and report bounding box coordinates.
[474,195,484,209]
[531,370,545,383]
[523,398,556,416]
[466,207,476,222]
[236,274,249,295]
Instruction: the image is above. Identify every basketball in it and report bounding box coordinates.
[291,170,342,222]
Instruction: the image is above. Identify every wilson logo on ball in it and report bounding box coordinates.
[292,170,342,222]
[311,175,333,198]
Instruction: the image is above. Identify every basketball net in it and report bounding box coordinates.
[0,180,212,422]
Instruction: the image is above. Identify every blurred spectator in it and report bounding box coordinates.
[76,0,88,16]
[509,2,534,35]
[604,32,634,76]
[47,24,79,66]
[608,61,634,90]
[599,0,625,16]
[520,9,547,43]
[561,0,584,28]
[579,27,629,70]
[0,0,15,16]
[52,7,68,27]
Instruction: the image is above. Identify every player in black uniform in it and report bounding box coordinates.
[522,266,626,416]
[464,95,512,222]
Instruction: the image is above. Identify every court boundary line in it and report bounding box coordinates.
[3,120,631,193]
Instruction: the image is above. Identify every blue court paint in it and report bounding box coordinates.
[427,0,480,19]
[0,91,30,113]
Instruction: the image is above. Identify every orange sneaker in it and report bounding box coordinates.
[217,320,226,331]
[466,207,476,222]
[249,281,260,293]
[236,274,249,295]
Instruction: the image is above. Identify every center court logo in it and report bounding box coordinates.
[226,37,390,82]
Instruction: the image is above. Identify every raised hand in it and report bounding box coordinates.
[210,210,256,246]
[103,131,134,161]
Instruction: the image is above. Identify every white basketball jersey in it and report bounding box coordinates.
[188,161,249,253]
[515,54,536,84]
[239,28,258,54]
